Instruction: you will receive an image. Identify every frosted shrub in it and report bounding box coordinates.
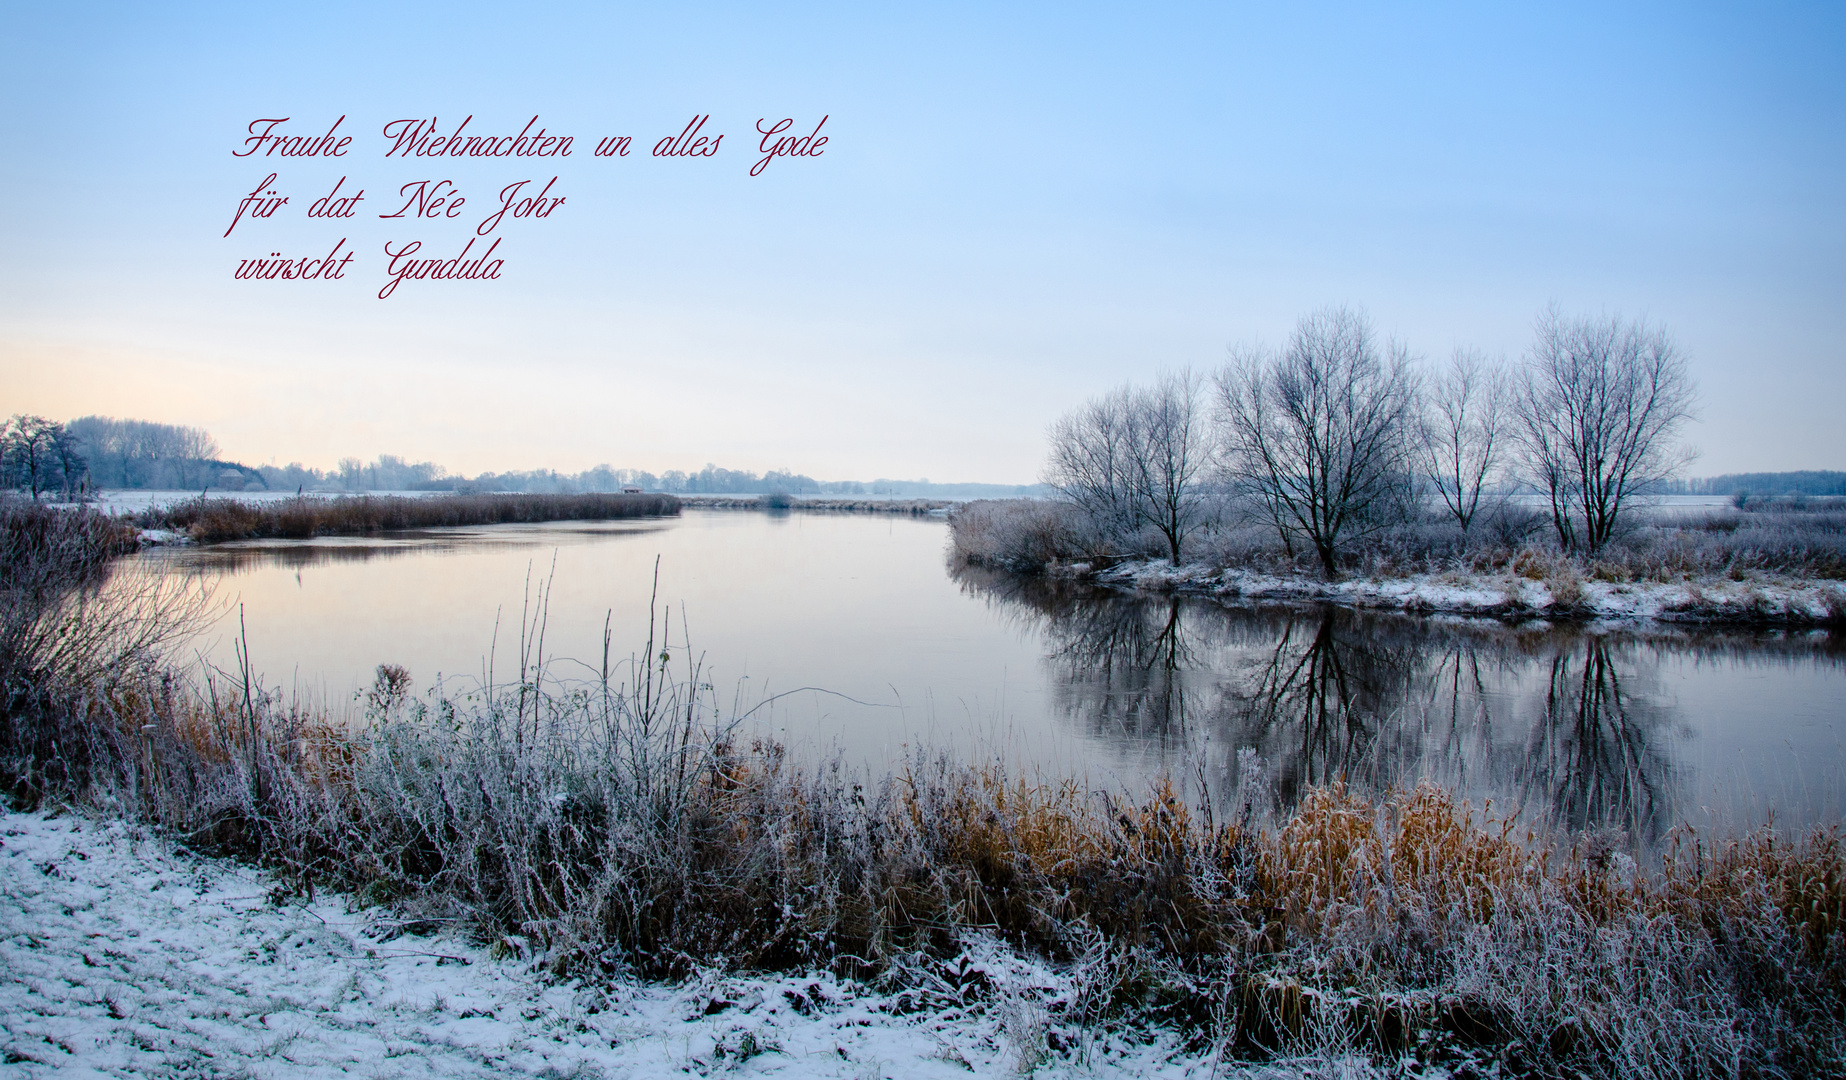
[948,499,1091,570]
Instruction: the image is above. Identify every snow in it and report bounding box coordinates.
[1091,560,1846,625]
[0,809,1249,1079]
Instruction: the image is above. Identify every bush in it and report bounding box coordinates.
[0,499,175,692]
[948,499,1096,570]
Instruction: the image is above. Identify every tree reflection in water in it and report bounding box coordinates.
[952,564,1707,841]
[1520,638,1674,841]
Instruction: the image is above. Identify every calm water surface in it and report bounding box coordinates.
[136,509,1846,840]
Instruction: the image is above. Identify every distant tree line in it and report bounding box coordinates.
[2,415,268,499]
[1045,305,1702,574]
[254,460,1034,497]
[1652,471,1846,498]
[65,416,228,490]
[0,415,1041,501]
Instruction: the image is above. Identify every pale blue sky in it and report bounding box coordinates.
[1,1,1840,481]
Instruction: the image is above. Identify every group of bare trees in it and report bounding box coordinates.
[1,415,246,498]
[1045,305,1697,574]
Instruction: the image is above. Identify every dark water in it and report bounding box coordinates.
[136,509,1845,840]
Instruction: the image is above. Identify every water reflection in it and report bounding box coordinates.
[153,520,675,576]
[954,565,1843,842]
[1519,641,1674,839]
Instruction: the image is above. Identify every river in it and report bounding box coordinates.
[134,508,1846,842]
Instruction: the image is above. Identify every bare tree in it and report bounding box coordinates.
[1123,369,1212,563]
[1044,370,1212,563]
[1045,386,1138,542]
[1419,348,1508,532]
[1215,307,1420,577]
[1513,309,1697,553]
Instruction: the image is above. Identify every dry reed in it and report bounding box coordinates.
[145,491,680,542]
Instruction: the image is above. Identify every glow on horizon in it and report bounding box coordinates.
[1,1,1840,482]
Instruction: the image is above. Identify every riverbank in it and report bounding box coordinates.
[950,498,1846,626]
[1071,557,1846,625]
[0,807,1212,1079]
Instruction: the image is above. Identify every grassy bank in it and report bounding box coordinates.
[141,491,681,542]
[4,501,1843,1076]
[951,499,1846,624]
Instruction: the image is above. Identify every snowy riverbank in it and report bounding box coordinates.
[1076,559,1846,625]
[0,809,1246,1080]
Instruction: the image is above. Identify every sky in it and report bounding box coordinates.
[0,1,1840,483]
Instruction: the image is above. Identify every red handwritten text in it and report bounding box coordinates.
[378,180,465,220]
[653,115,722,157]
[477,177,565,235]
[225,173,287,237]
[378,238,504,299]
[233,238,354,280]
[382,116,573,158]
[307,176,364,218]
[750,116,828,177]
[234,117,350,158]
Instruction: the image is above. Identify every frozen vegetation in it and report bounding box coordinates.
[681,494,956,515]
[1089,558,1846,624]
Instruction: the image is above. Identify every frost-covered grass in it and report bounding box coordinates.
[950,499,1846,625]
[138,491,681,543]
[0,808,1229,1079]
[1086,558,1846,624]
[9,658,1846,1076]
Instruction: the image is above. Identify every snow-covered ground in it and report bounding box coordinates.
[1084,560,1846,625]
[0,810,1248,1079]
